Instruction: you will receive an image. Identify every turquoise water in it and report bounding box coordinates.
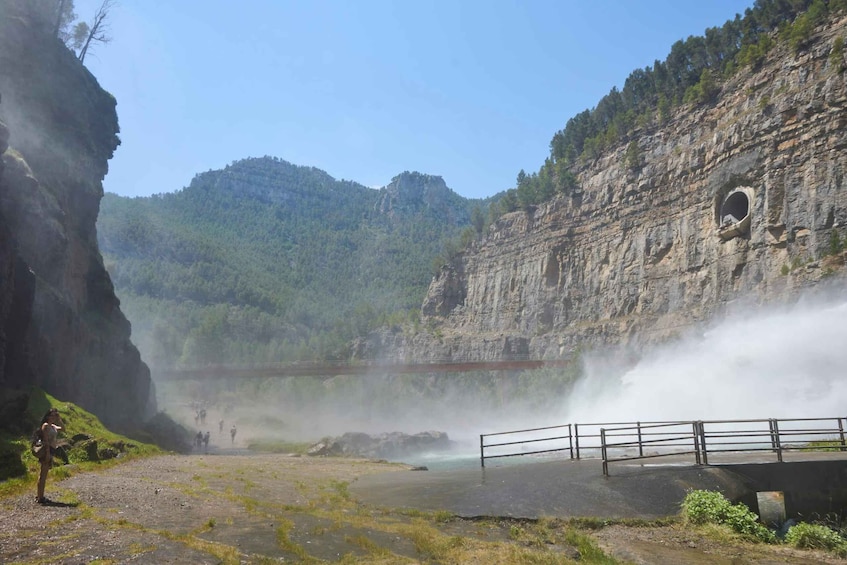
[397,448,570,471]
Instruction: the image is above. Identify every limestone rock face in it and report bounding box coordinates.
[368,17,847,363]
[0,1,155,431]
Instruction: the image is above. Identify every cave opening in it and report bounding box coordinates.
[720,191,750,226]
[716,188,754,241]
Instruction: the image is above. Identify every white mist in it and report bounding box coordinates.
[564,297,847,425]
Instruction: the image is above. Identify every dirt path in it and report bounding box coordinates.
[0,453,842,564]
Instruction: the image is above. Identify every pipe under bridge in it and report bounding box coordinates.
[157,358,573,380]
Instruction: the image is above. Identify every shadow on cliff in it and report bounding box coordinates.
[0,387,38,480]
[136,412,194,454]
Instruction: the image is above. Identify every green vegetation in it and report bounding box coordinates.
[803,439,847,451]
[682,490,847,558]
[784,0,831,54]
[24,0,115,62]
[246,439,312,454]
[785,522,847,555]
[831,35,846,71]
[98,161,488,367]
[828,228,845,256]
[0,389,160,495]
[623,141,641,171]
[681,490,775,543]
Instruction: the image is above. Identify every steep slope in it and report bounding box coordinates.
[96,159,484,369]
[362,12,847,363]
[0,0,154,432]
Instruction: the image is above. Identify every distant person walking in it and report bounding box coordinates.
[203,431,210,453]
[219,419,224,434]
[230,425,237,445]
[34,408,63,504]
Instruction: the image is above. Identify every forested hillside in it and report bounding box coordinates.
[97,157,486,369]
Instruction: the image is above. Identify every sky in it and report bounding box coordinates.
[73,0,754,200]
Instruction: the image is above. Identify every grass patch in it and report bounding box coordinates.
[564,528,619,563]
[0,390,162,500]
[344,534,393,558]
[247,439,311,454]
[275,518,311,560]
[802,439,846,452]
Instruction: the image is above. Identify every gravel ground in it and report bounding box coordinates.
[0,453,843,564]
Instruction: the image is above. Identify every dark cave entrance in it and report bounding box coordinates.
[717,188,753,240]
[720,191,750,226]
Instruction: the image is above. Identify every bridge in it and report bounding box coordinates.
[157,358,574,380]
[480,416,847,474]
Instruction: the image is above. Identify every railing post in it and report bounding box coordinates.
[839,418,846,452]
[568,424,574,460]
[768,419,777,452]
[574,423,580,460]
[692,421,701,465]
[480,434,485,468]
[637,421,643,457]
[601,428,608,476]
[771,419,783,463]
[697,421,708,465]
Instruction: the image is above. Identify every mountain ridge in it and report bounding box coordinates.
[97,156,485,369]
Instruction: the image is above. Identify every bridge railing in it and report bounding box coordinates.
[479,423,573,467]
[479,419,685,467]
[159,356,573,380]
[481,417,847,474]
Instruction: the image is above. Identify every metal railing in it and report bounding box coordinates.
[480,417,847,474]
[480,419,684,467]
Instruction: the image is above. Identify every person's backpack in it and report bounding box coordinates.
[30,427,48,460]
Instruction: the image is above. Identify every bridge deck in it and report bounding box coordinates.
[158,359,573,380]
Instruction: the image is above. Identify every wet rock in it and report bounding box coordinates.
[308,431,452,460]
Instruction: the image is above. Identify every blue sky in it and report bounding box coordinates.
[74,0,753,200]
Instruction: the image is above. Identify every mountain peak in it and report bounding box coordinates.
[377,171,468,224]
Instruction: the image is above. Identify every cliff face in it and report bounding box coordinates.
[365,16,847,362]
[0,1,155,431]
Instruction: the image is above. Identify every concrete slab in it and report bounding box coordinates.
[351,453,847,520]
[352,458,750,519]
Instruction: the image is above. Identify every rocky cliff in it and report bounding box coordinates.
[0,1,155,431]
[363,15,847,363]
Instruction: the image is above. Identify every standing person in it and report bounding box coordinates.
[230,425,237,445]
[203,431,210,453]
[219,419,224,434]
[35,408,62,504]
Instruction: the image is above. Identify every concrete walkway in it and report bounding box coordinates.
[352,452,847,520]
[351,457,750,519]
